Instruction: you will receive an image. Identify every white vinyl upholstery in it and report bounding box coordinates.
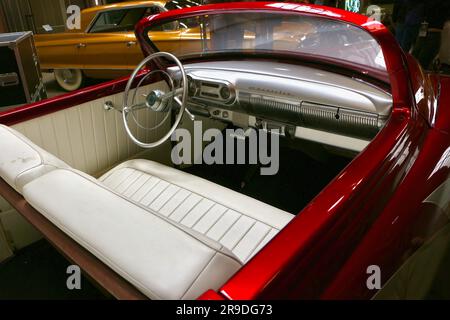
[0,125,69,193]
[10,84,169,177]
[11,83,225,178]
[100,160,294,264]
[1,123,293,299]
[22,169,241,300]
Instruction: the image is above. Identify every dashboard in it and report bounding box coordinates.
[169,61,393,153]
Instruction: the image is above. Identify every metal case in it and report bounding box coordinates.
[0,32,47,107]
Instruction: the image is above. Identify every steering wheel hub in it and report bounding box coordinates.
[146,90,169,112]
[122,51,188,149]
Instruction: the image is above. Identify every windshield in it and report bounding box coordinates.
[146,12,388,79]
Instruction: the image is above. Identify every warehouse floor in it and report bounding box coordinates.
[42,72,64,99]
[0,240,107,299]
[43,72,104,99]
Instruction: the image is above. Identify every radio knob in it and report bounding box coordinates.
[187,76,197,96]
[219,86,231,100]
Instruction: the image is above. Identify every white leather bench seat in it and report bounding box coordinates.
[0,124,294,299]
[100,160,294,264]
[22,169,241,300]
[0,125,69,193]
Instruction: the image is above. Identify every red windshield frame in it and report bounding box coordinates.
[135,2,413,111]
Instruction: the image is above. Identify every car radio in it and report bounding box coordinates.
[188,75,235,105]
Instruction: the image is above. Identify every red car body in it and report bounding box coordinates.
[1,2,449,300]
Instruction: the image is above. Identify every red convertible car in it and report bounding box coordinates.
[0,2,449,300]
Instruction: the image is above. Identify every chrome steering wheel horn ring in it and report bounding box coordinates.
[122,51,188,149]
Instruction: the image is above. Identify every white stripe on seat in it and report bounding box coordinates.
[101,165,291,263]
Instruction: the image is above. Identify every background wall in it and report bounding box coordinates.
[0,5,7,33]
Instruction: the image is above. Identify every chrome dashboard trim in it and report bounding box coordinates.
[168,60,393,150]
[170,60,392,116]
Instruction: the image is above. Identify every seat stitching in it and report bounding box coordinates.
[216,213,242,242]
[136,178,161,203]
[120,165,285,230]
[166,190,191,217]
[243,228,276,263]
[181,199,214,227]
[67,163,281,263]
[112,169,136,191]
[147,182,171,207]
[104,165,287,261]
[120,171,144,195]
[202,208,228,235]
[128,174,152,198]
[180,251,219,300]
[230,220,257,251]
[101,168,126,186]
[152,185,180,212]
[49,169,242,263]
[129,174,153,198]
[190,203,215,230]
[101,172,116,185]
[173,196,203,223]
[15,164,63,191]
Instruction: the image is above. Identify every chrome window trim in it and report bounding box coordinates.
[85,4,168,34]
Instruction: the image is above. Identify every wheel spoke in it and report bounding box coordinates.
[122,51,188,149]
[130,102,146,111]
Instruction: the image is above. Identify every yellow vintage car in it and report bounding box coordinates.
[35,0,199,91]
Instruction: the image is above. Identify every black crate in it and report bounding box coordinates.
[0,32,47,107]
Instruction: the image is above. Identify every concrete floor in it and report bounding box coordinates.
[43,72,105,98]
[42,72,65,99]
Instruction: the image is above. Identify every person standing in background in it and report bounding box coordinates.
[439,21,450,74]
[392,0,423,53]
[412,1,450,70]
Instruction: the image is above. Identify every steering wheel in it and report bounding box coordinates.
[122,52,189,148]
